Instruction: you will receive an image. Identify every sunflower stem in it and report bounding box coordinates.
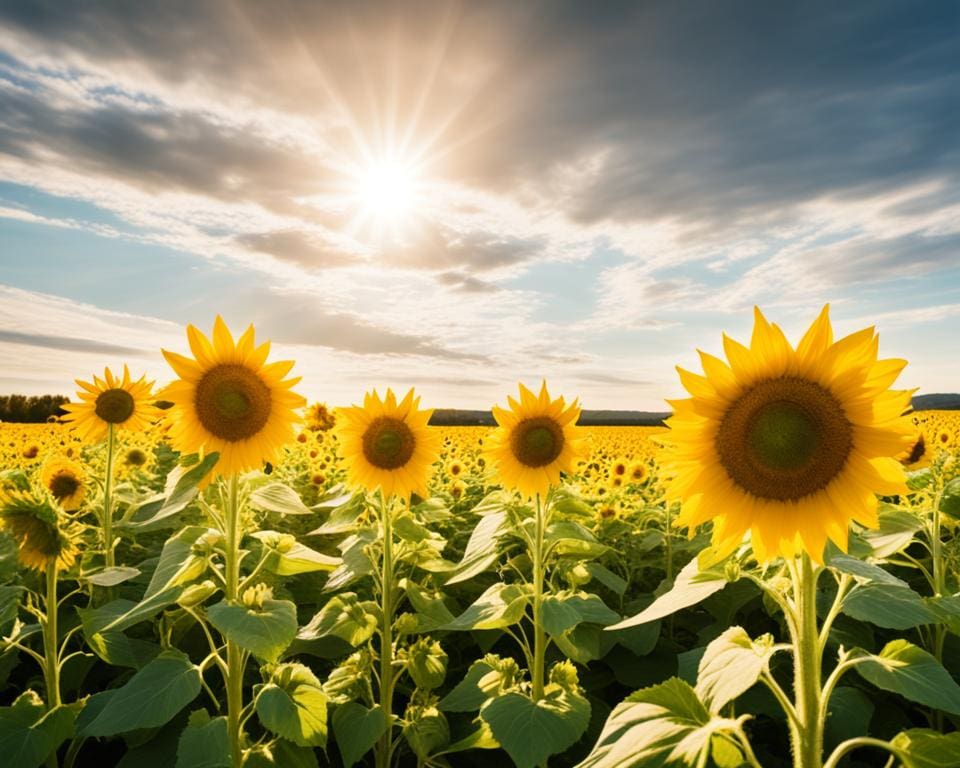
[789,554,823,768]
[930,483,946,729]
[531,493,547,703]
[223,474,245,768]
[376,492,396,768]
[103,423,116,570]
[43,561,61,710]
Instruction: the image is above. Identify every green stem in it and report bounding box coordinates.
[790,554,823,768]
[103,423,116,569]
[930,484,946,730]
[43,561,61,709]
[822,737,907,768]
[531,494,547,703]
[223,475,245,768]
[376,492,396,768]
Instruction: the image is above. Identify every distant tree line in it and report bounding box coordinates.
[0,394,70,423]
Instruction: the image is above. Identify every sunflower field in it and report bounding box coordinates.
[2,309,960,768]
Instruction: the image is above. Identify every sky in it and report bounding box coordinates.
[0,0,958,410]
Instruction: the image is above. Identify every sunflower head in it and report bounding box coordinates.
[160,316,306,478]
[662,305,915,563]
[487,381,588,499]
[337,388,441,500]
[61,366,155,442]
[39,456,87,511]
[0,489,78,572]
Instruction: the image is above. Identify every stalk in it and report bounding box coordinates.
[376,492,396,768]
[103,423,116,568]
[223,475,245,767]
[43,561,61,709]
[789,554,823,768]
[531,494,546,702]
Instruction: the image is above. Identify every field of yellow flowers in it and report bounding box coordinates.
[2,309,960,768]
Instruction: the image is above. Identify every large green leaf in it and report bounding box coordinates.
[297,593,378,647]
[404,581,456,632]
[824,552,907,587]
[444,583,530,631]
[445,510,510,585]
[175,709,230,768]
[122,453,220,529]
[207,598,297,662]
[323,530,376,592]
[541,592,619,637]
[842,584,940,629]
[577,678,734,768]
[252,530,341,576]
[695,627,774,712]
[438,659,497,712]
[85,629,161,669]
[860,506,922,558]
[79,650,201,737]
[249,483,313,516]
[480,688,590,768]
[145,526,212,599]
[891,728,960,768]
[331,703,388,768]
[255,663,327,748]
[855,640,960,715]
[0,691,75,768]
[608,558,728,630]
[84,585,184,636]
[243,740,319,768]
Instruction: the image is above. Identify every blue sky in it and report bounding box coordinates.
[0,1,958,409]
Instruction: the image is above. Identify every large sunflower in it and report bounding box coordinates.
[662,305,915,563]
[61,366,155,442]
[0,489,78,572]
[337,388,441,499]
[487,382,588,499]
[161,316,306,478]
[40,457,87,511]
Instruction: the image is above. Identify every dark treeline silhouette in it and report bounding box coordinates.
[0,394,70,423]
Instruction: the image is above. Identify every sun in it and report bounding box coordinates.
[356,158,420,221]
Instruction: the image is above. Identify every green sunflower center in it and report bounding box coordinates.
[49,473,80,501]
[95,388,135,424]
[716,377,853,501]
[195,364,272,442]
[125,448,148,466]
[511,417,565,468]
[362,417,416,470]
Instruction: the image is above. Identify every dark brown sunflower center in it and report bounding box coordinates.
[510,417,565,468]
[125,448,148,466]
[95,389,135,424]
[715,377,853,501]
[49,473,80,500]
[194,364,272,442]
[362,417,415,470]
[906,435,926,464]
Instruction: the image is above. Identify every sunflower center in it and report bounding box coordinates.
[49,473,80,501]
[716,377,853,501]
[511,417,565,468]
[95,389,135,424]
[362,417,415,470]
[195,364,272,442]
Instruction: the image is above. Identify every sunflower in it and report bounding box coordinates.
[61,366,155,442]
[337,388,441,499]
[161,316,306,478]
[39,457,87,511]
[487,382,588,499]
[661,305,915,563]
[898,432,930,470]
[0,489,78,572]
[628,461,649,483]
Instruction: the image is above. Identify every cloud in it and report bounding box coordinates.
[0,330,146,357]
